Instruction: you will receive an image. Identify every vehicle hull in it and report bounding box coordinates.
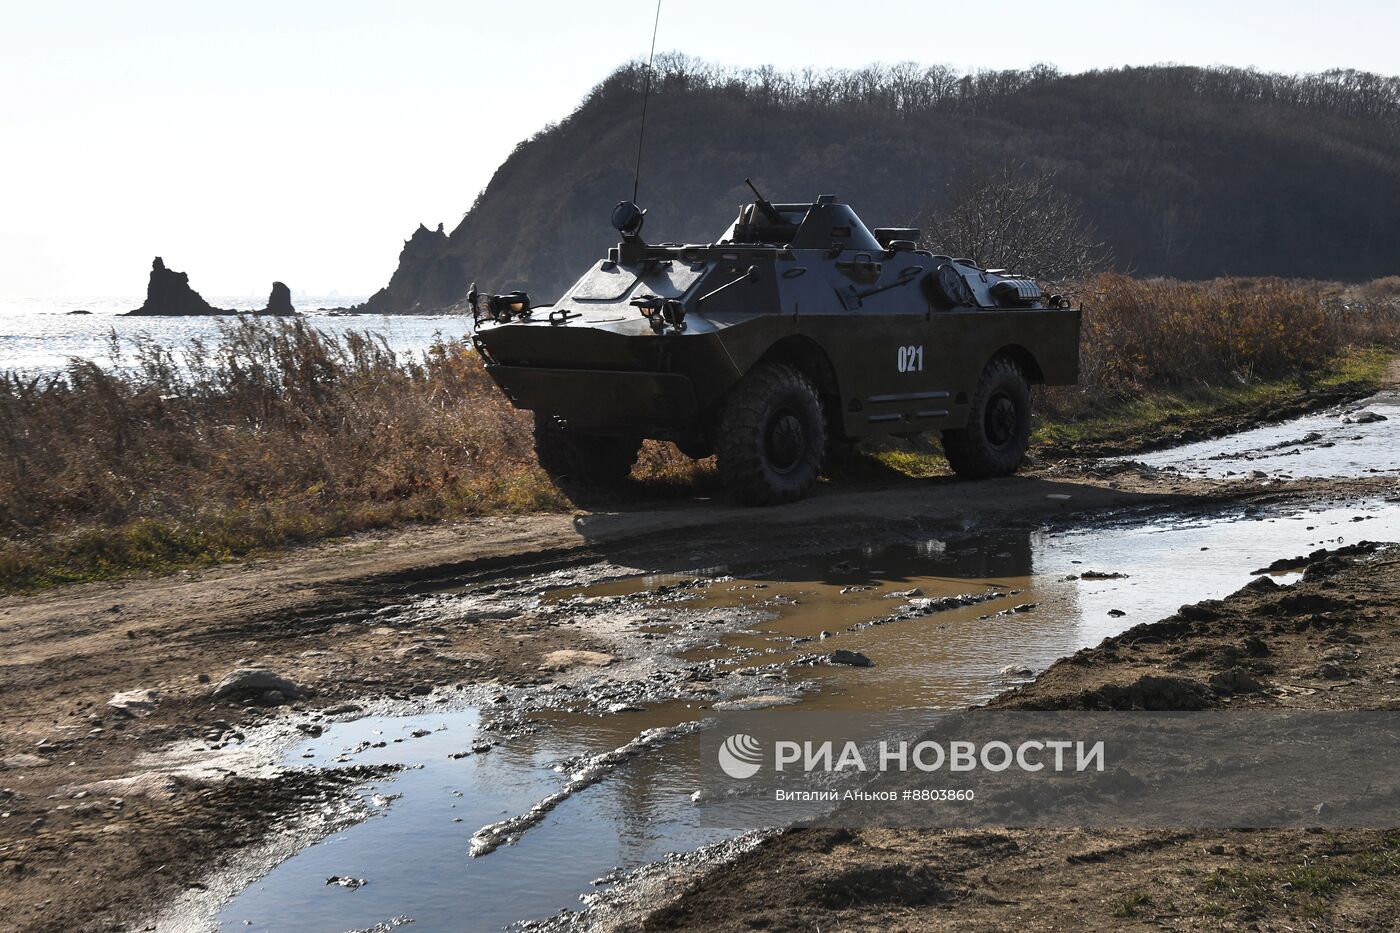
[480,304,1079,440]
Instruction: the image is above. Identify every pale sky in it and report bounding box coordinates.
[2,0,1397,300]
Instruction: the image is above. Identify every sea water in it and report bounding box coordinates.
[0,297,473,376]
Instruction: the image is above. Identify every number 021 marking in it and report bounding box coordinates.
[897,345,924,373]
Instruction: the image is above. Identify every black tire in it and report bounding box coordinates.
[824,407,857,467]
[716,363,826,505]
[941,356,1032,479]
[533,413,640,485]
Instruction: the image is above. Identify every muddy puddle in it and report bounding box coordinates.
[216,497,1400,932]
[1130,390,1399,479]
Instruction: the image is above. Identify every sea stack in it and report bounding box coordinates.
[128,257,231,315]
[356,222,468,314]
[260,281,295,315]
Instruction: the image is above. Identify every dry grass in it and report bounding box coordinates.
[1043,274,1400,419]
[1360,275,1400,302]
[0,318,575,588]
[2,276,1397,589]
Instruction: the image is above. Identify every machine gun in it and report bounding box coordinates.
[745,178,783,225]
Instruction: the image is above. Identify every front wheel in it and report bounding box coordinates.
[716,363,826,506]
[533,413,640,485]
[941,357,1032,479]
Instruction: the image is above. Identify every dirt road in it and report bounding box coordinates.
[635,542,1400,932]
[1,375,1397,931]
[0,470,1189,931]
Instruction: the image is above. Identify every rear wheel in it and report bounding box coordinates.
[941,357,1032,479]
[716,363,826,505]
[533,413,640,485]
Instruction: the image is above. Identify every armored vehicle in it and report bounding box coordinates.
[471,183,1080,505]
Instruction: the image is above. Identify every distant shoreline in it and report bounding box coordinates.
[0,307,474,378]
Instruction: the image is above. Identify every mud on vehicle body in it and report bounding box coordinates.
[472,186,1080,505]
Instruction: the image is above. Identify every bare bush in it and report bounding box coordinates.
[917,163,1112,281]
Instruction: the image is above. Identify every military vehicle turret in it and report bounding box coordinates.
[471,183,1080,505]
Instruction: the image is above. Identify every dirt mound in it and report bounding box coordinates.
[1008,673,1218,711]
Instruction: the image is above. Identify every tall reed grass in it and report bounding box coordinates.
[1041,274,1400,420]
[0,318,566,586]
[1,277,1396,587]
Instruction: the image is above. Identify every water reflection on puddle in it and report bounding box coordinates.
[1129,390,1400,479]
[219,705,730,933]
[219,498,1400,932]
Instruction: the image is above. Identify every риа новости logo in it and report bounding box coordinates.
[718,733,763,779]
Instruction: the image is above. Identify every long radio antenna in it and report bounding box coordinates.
[631,0,662,204]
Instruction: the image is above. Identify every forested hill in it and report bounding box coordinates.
[361,59,1400,313]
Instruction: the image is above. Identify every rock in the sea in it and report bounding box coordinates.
[107,688,160,718]
[1341,410,1387,425]
[128,257,232,316]
[211,667,307,701]
[260,281,295,315]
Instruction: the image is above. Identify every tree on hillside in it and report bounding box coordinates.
[362,63,1400,311]
[916,163,1112,281]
